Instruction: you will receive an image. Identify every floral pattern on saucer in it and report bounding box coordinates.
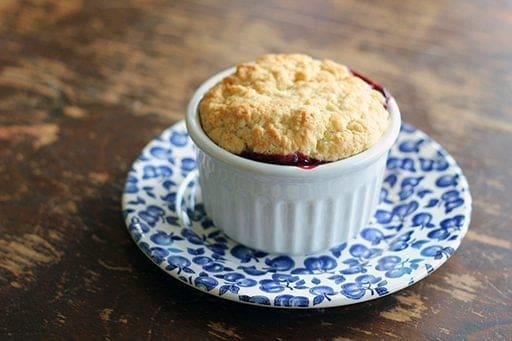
[122,120,471,308]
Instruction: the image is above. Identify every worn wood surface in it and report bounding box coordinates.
[1,0,511,339]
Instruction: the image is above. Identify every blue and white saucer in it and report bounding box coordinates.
[122,120,471,308]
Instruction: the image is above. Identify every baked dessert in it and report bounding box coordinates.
[187,56,401,254]
[199,54,389,165]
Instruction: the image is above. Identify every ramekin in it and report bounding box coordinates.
[186,67,401,255]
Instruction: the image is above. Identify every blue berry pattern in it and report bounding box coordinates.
[122,121,471,308]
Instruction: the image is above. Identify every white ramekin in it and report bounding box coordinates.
[186,67,401,255]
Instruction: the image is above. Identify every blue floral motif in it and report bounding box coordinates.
[340,282,366,299]
[327,274,346,285]
[336,244,384,275]
[160,192,177,211]
[374,255,422,278]
[384,174,398,188]
[329,243,347,258]
[420,157,449,172]
[274,295,309,307]
[427,214,465,241]
[380,188,393,204]
[440,190,464,213]
[264,256,295,272]
[340,258,368,275]
[166,256,194,274]
[401,123,416,133]
[215,272,257,295]
[124,175,139,193]
[181,157,196,173]
[309,286,336,305]
[258,274,305,293]
[349,244,382,260]
[150,231,183,246]
[166,216,179,226]
[399,176,424,200]
[194,272,218,292]
[129,216,150,237]
[441,215,465,229]
[180,228,204,245]
[421,245,454,259]
[340,275,388,299]
[150,146,173,160]
[237,265,268,276]
[399,139,424,153]
[202,262,233,273]
[239,295,271,306]
[291,256,337,274]
[375,209,394,224]
[138,205,165,227]
[417,189,432,198]
[123,121,471,308]
[412,212,435,229]
[259,279,285,293]
[169,131,188,147]
[187,247,205,255]
[387,157,417,172]
[230,245,268,263]
[388,231,414,251]
[272,273,300,284]
[148,247,169,264]
[206,242,228,256]
[188,203,207,222]
[436,174,459,188]
[143,165,173,179]
[192,255,212,265]
[393,201,419,221]
[361,228,386,245]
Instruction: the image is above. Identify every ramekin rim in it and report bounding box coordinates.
[185,66,401,178]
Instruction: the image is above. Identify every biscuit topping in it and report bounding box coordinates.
[199,54,389,162]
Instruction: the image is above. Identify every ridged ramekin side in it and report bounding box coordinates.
[197,150,388,255]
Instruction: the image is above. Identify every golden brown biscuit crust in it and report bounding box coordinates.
[199,54,389,161]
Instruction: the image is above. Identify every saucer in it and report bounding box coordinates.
[122,120,471,308]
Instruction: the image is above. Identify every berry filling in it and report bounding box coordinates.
[240,150,326,169]
[351,69,389,100]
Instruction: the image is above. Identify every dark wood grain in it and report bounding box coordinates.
[1,0,511,339]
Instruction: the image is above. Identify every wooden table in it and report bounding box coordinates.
[1,0,511,339]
